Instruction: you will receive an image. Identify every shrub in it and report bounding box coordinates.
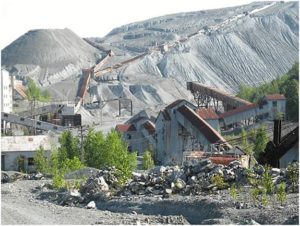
[84,129,137,184]
[230,183,238,201]
[262,166,274,194]
[250,187,261,205]
[142,148,155,170]
[53,172,66,189]
[286,162,299,193]
[261,189,269,206]
[277,182,287,205]
[211,174,228,189]
[34,146,50,174]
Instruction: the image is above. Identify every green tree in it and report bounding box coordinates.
[34,146,50,174]
[84,129,137,183]
[26,78,51,102]
[57,130,81,166]
[253,126,268,159]
[142,147,155,170]
[277,182,287,205]
[83,129,105,168]
[281,79,299,121]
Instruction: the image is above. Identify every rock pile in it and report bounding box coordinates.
[117,160,299,196]
[79,166,120,199]
[119,159,248,196]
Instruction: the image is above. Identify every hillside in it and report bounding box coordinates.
[88,1,298,93]
[1,1,298,119]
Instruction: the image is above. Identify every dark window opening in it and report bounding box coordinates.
[37,122,41,125]
[28,158,35,166]
[4,113,8,117]
[272,101,277,107]
[53,126,58,130]
[127,134,132,140]
[20,117,25,121]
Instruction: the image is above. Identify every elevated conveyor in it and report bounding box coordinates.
[2,112,67,132]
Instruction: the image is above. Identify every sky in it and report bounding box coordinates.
[1,0,268,49]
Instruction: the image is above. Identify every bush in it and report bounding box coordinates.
[230,183,238,201]
[286,162,299,193]
[277,182,287,205]
[34,146,50,174]
[262,166,274,195]
[142,148,155,170]
[58,130,81,166]
[84,129,137,184]
[211,174,228,189]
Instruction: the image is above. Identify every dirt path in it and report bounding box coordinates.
[1,179,299,225]
[1,180,189,225]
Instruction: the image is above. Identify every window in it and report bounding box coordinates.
[28,158,35,166]
[272,101,277,107]
[20,117,25,121]
[127,134,132,140]
[37,122,41,126]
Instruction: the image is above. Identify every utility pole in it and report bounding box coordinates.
[80,125,84,162]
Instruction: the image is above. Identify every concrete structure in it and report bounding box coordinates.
[219,94,286,129]
[264,94,286,120]
[115,110,155,155]
[1,135,53,172]
[1,69,13,113]
[279,141,298,168]
[155,100,231,165]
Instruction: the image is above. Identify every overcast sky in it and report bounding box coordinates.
[1,0,269,49]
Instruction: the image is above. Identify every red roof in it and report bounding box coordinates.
[115,124,136,133]
[265,94,286,100]
[219,103,258,118]
[197,107,219,120]
[177,105,229,146]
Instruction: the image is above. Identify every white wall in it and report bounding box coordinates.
[1,135,53,172]
[1,69,13,113]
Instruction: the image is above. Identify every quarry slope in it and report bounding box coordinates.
[1,1,298,120]
[1,28,102,86]
[90,1,298,93]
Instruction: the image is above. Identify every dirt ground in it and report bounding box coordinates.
[1,179,298,225]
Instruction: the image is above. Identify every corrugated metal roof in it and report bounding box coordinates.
[165,99,186,110]
[14,83,27,98]
[219,103,258,118]
[265,94,286,100]
[177,105,229,145]
[143,121,155,135]
[197,107,219,120]
[115,124,136,133]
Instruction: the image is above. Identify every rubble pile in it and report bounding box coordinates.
[118,160,299,196]
[119,159,249,196]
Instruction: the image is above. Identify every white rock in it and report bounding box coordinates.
[86,201,96,209]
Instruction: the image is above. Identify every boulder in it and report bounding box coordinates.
[150,166,166,176]
[86,201,96,209]
[229,160,242,168]
[1,172,10,183]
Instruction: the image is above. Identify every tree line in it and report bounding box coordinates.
[237,62,299,121]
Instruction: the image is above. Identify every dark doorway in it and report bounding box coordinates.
[1,155,5,171]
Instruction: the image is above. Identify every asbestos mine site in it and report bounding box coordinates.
[1,0,299,225]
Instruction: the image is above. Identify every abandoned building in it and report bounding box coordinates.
[258,120,299,168]
[1,135,54,172]
[219,94,286,129]
[115,110,156,155]
[155,99,231,165]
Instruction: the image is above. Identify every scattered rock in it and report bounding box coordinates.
[86,201,96,209]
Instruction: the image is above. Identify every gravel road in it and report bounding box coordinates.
[1,179,299,225]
